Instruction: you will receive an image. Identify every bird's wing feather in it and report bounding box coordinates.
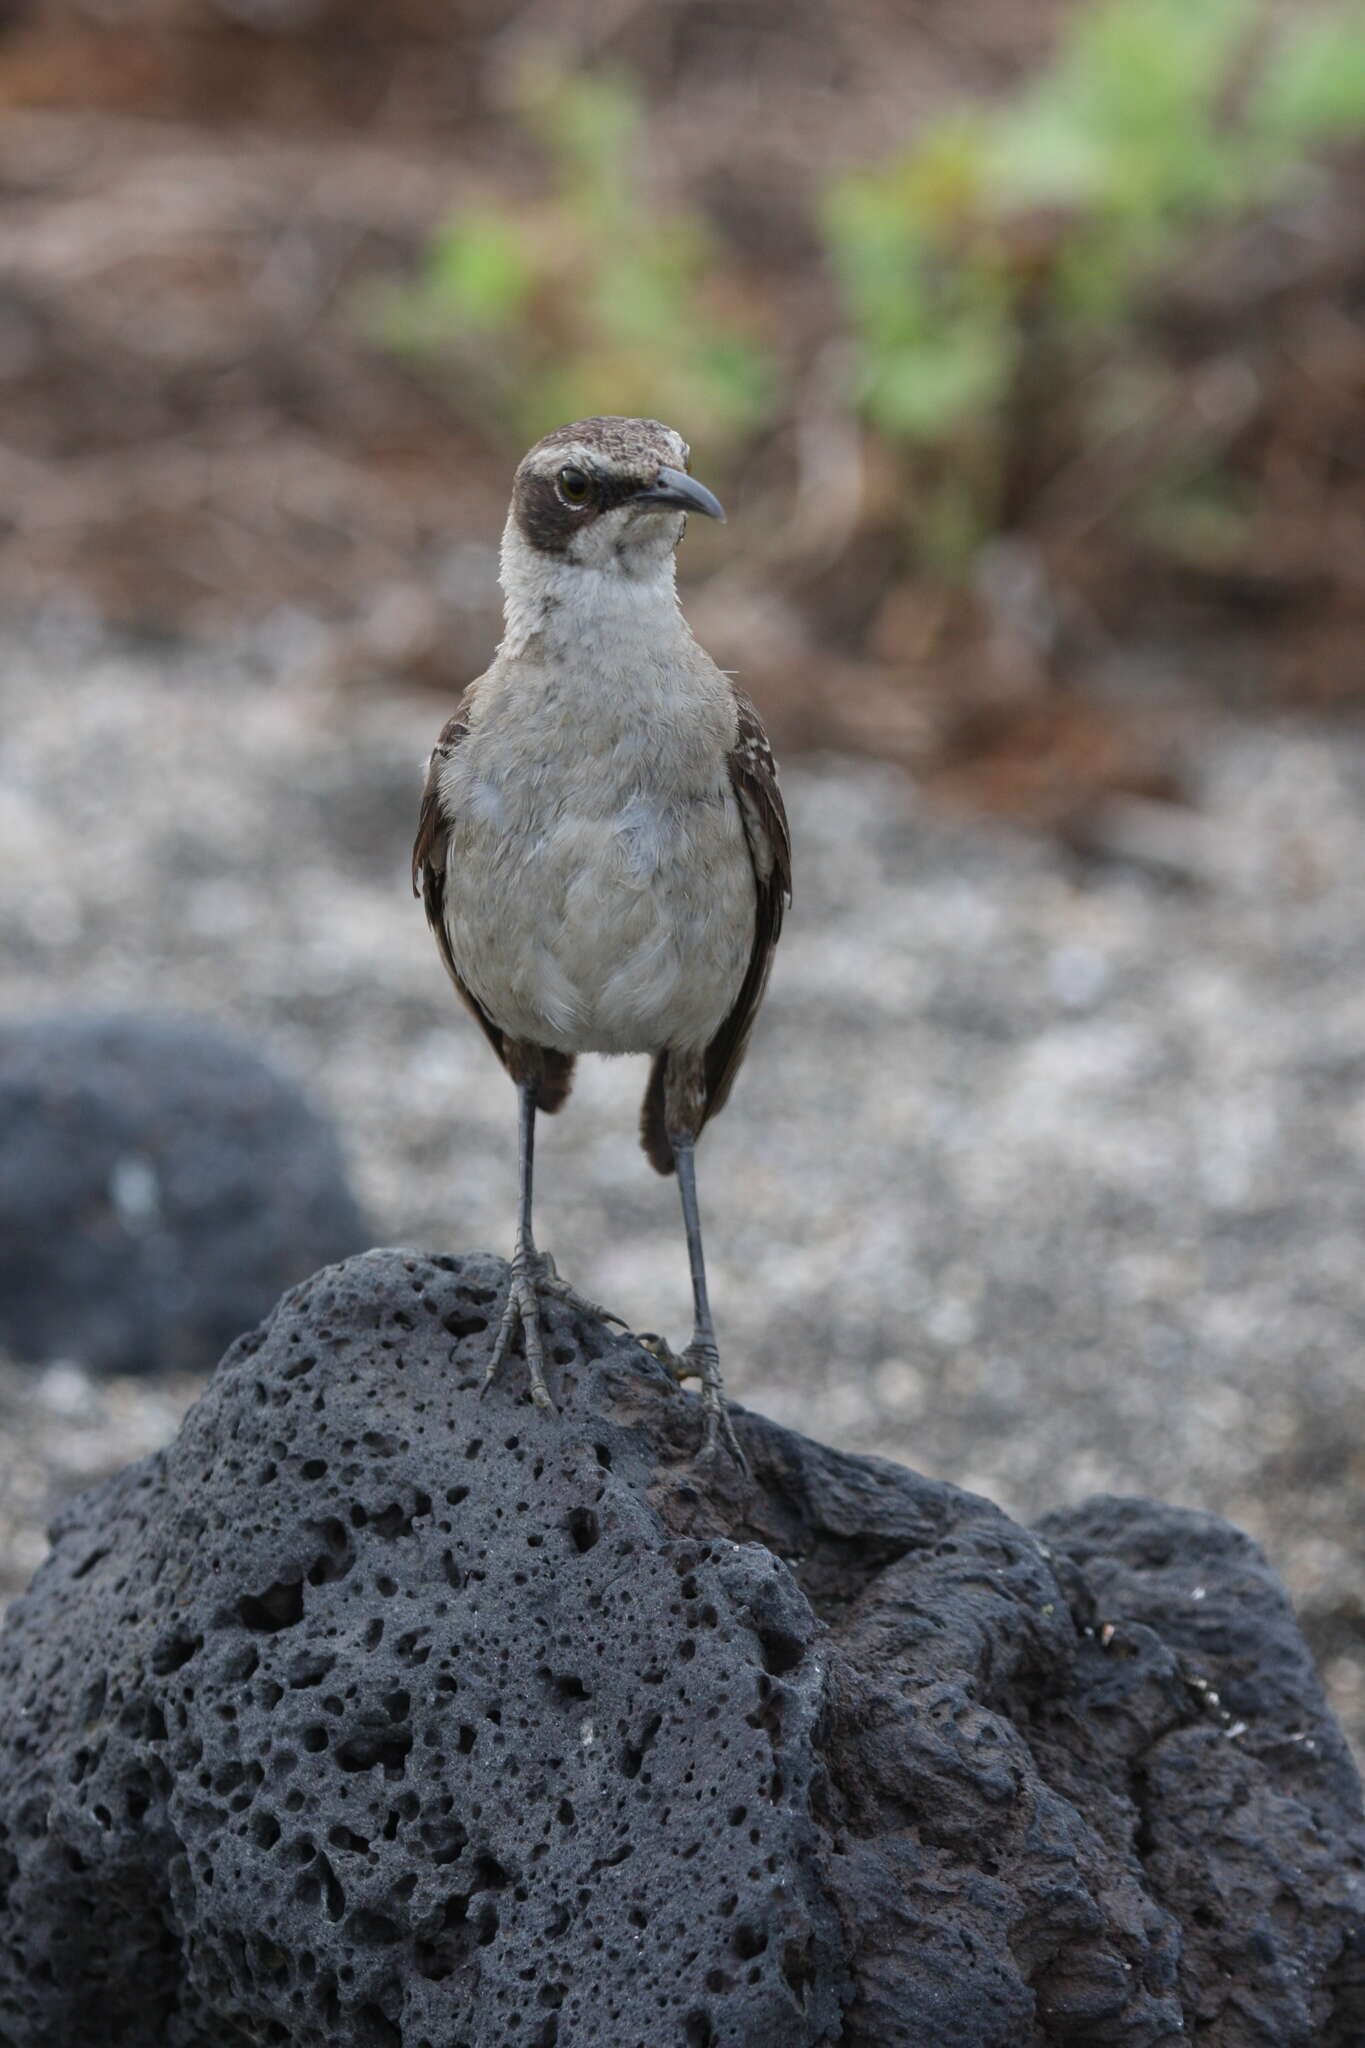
[412,694,510,1072]
[703,690,791,1120]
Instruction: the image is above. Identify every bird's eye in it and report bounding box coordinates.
[557,466,591,506]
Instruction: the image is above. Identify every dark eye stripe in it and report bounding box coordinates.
[514,472,584,554]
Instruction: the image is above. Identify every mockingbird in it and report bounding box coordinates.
[413,416,790,1462]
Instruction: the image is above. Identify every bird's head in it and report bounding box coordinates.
[506,416,725,582]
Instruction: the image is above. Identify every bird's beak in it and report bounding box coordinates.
[630,466,726,523]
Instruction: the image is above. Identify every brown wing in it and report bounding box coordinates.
[704,689,792,1120]
[640,689,791,1173]
[412,697,509,1071]
[413,695,575,1113]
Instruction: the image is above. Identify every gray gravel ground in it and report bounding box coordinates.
[2,622,1364,1751]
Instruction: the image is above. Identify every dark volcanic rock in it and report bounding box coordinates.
[0,1014,368,1375]
[0,1250,1360,2048]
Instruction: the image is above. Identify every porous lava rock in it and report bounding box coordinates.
[0,1249,1361,2047]
[0,1014,368,1375]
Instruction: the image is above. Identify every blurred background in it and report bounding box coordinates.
[1,0,1364,1742]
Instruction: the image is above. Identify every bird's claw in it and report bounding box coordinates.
[638,1330,684,1376]
[535,1251,628,1329]
[637,1332,748,1474]
[482,1258,556,1411]
[483,1251,627,1411]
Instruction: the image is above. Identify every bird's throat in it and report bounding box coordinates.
[498,518,688,666]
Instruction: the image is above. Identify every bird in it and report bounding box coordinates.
[413,416,790,1463]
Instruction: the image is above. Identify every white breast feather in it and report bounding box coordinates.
[439,570,755,1058]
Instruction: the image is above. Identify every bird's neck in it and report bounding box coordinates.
[498,519,692,669]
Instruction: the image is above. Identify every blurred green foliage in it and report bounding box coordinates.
[363,58,775,456]
[366,1,1363,586]
[823,0,1365,573]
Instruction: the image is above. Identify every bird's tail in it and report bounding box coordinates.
[639,1052,675,1175]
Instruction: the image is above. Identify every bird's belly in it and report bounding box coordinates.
[445,789,754,1056]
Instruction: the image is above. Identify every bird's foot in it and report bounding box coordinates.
[483,1251,626,1413]
[482,1253,556,1412]
[534,1251,627,1330]
[638,1333,748,1473]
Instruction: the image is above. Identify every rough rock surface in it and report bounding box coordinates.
[8,630,1365,1754]
[0,1250,1361,2048]
[0,1014,369,1375]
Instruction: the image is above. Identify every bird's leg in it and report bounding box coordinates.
[667,1129,747,1471]
[483,1065,625,1410]
[484,1075,554,1410]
